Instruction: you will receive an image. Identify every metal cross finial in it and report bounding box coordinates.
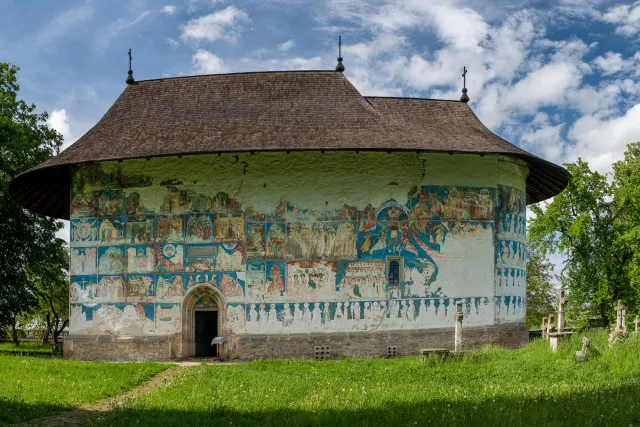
[126,48,135,85]
[336,35,345,72]
[460,66,469,103]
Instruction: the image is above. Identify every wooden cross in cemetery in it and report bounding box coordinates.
[557,290,567,332]
[609,299,628,346]
[616,299,626,331]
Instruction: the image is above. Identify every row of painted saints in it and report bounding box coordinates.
[70,294,525,335]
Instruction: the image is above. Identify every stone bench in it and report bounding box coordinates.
[420,348,450,361]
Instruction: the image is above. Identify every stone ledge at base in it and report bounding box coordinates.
[232,323,528,360]
[64,334,176,361]
[63,323,527,362]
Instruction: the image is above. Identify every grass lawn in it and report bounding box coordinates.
[0,355,168,425]
[0,341,53,355]
[99,332,640,427]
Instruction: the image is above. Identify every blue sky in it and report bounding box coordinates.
[2,0,640,273]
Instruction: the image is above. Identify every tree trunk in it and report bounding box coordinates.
[599,302,610,327]
[41,313,51,345]
[53,319,68,344]
[10,319,19,346]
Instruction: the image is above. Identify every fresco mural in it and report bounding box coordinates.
[186,214,214,243]
[156,244,184,272]
[156,274,185,302]
[495,185,527,323]
[68,158,527,338]
[155,303,181,334]
[126,216,154,244]
[126,246,154,273]
[71,219,98,246]
[70,247,97,275]
[97,190,123,217]
[97,247,126,274]
[126,274,155,297]
[98,218,125,246]
[70,303,155,335]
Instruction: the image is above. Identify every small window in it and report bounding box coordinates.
[387,257,403,286]
[389,261,400,285]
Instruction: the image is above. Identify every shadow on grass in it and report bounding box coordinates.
[4,382,639,427]
[0,399,70,425]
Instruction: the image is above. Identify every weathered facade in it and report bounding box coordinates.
[9,71,568,361]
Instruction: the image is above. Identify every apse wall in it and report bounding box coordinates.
[66,151,528,359]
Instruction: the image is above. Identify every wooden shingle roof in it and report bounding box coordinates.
[9,70,569,219]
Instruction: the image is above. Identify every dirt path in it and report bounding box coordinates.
[11,365,184,427]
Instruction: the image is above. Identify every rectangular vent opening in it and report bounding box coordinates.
[314,346,330,360]
[387,345,398,358]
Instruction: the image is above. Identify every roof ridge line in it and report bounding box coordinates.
[132,69,341,84]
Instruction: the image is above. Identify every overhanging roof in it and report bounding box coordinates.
[9,70,569,219]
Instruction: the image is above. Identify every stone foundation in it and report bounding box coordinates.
[64,323,527,361]
[64,334,176,361]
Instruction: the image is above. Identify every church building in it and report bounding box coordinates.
[10,55,569,361]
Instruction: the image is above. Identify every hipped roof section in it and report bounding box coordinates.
[10,70,569,219]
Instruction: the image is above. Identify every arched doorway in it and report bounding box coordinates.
[181,284,225,358]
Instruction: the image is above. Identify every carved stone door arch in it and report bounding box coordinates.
[180,284,225,358]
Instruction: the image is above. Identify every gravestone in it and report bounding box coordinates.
[557,290,567,332]
[575,336,590,361]
[634,316,639,335]
[608,300,628,347]
[546,314,554,338]
[541,317,548,339]
[454,301,464,353]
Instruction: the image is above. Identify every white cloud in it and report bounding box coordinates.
[521,124,566,164]
[602,1,640,37]
[162,5,178,15]
[192,49,226,73]
[181,6,249,42]
[97,10,153,48]
[278,39,296,51]
[427,4,489,51]
[35,6,94,47]
[566,103,640,174]
[593,51,640,76]
[344,33,406,62]
[56,221,70,245]
[48,109,73,150]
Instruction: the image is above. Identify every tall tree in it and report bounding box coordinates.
[525,240,556,329]
[0,63,65,342]
[528,159,622,326]
[612,142,640,318]
[21,243,69,344]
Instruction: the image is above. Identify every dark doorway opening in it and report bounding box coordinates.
[195,310,218,357]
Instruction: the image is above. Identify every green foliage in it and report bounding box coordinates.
[21,244,69,344]
[0,342,52,355]
[94,332,639,426]
[0,63,65,337]
[528,159,623,325]
[525,240,556,328]
[0,355,167,424]
[612,142,640,317]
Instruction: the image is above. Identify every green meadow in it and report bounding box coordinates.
[1,332,639,426]
[0,355,167,425]
[96,333,640,426]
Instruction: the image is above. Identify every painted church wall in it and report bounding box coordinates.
[494,159,528,324]
[69,152,527,336]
